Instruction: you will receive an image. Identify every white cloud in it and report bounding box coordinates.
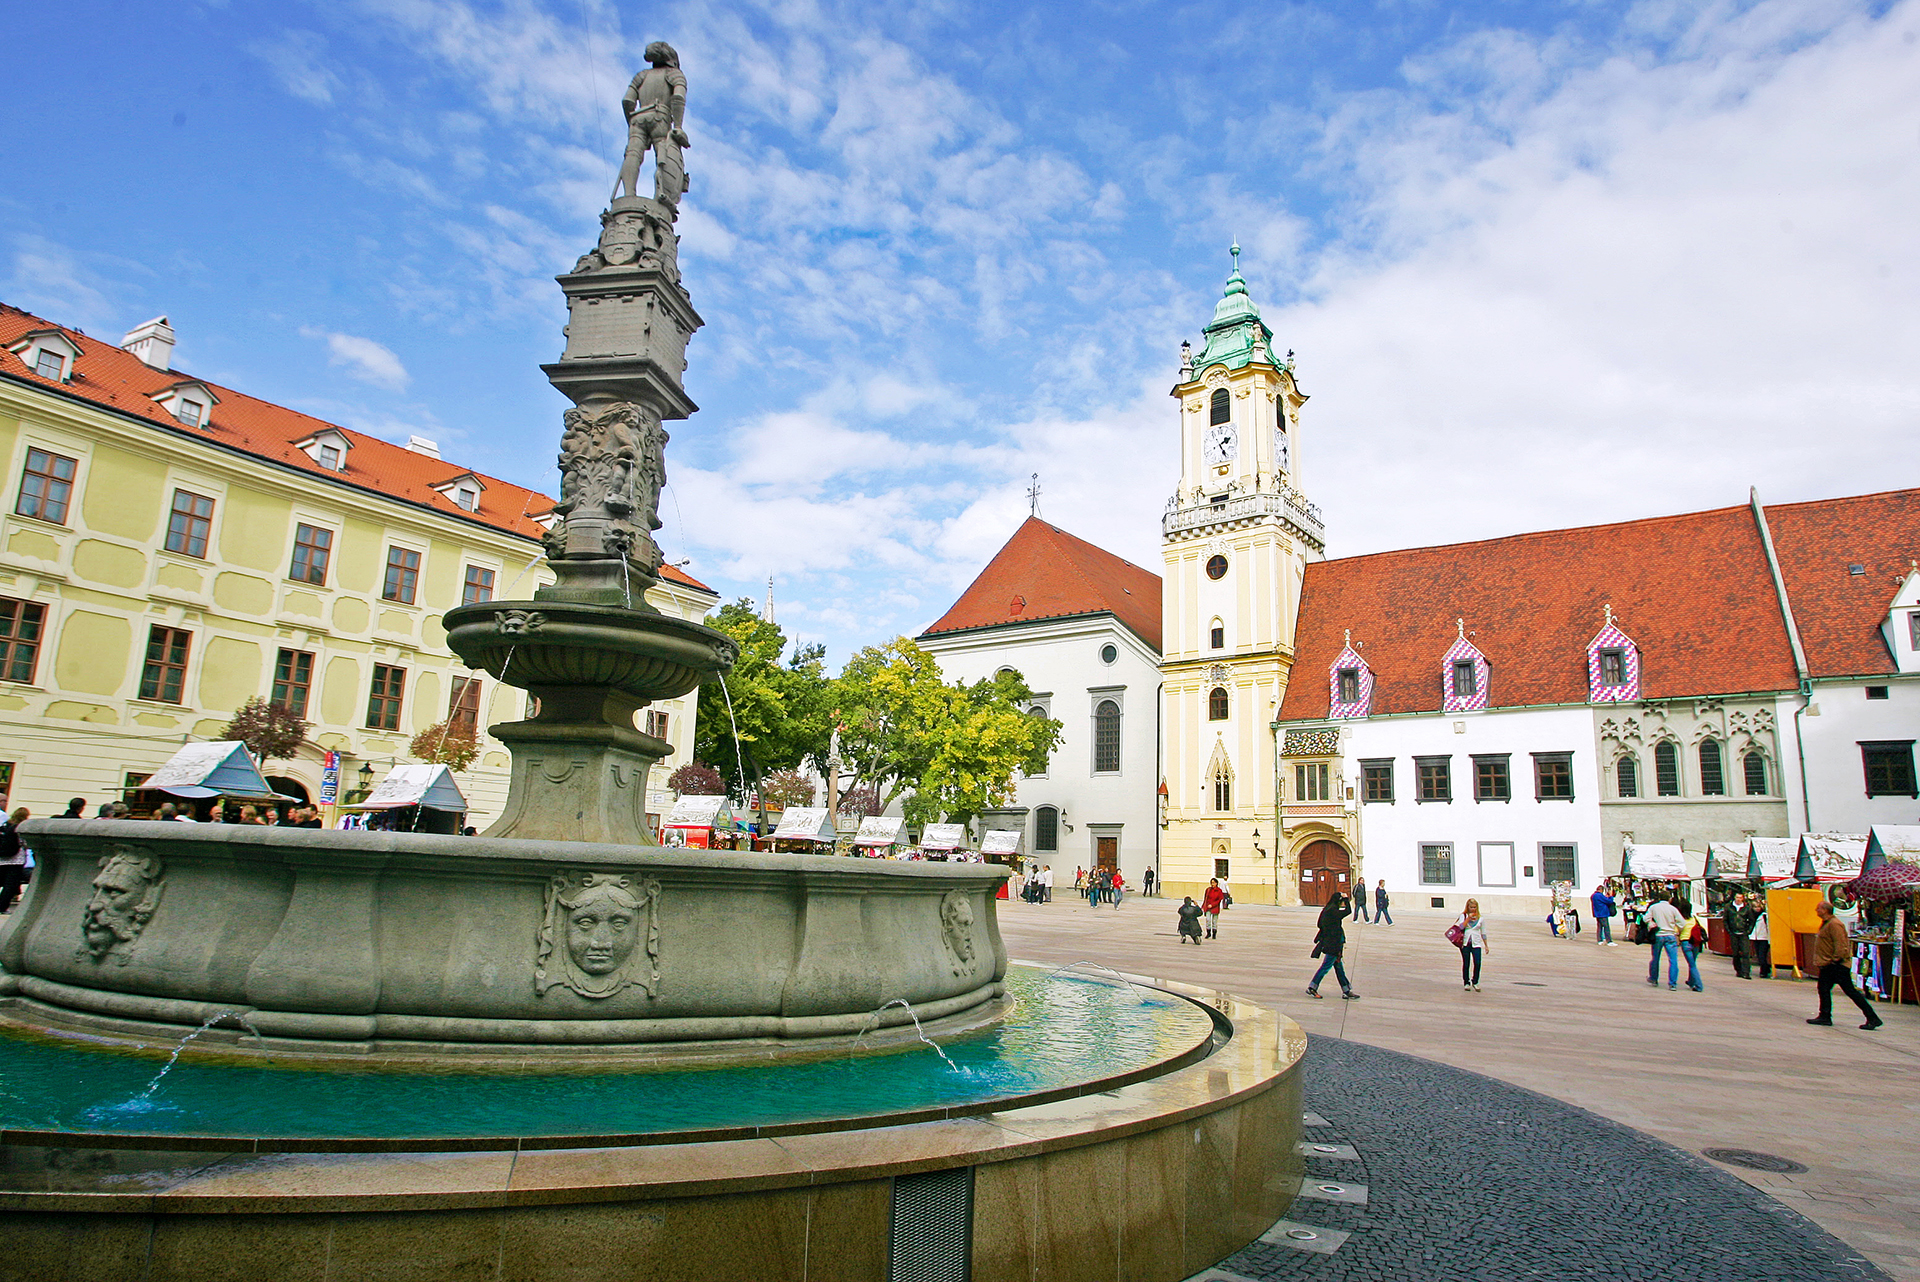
[250,30,342,106]
[3,235,136,336]
[300,327,412,391]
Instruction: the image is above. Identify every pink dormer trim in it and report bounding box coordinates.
[1441,634,1490,712]
[1587,621,1641,703]
[1327,640,1374,719]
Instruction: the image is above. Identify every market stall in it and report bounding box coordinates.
[132,741,295,818]
[1844,858,1920,1004]
[770,806,837,853]
[917,822,970,862]
[1701,842,1752,955]
[1621,843,1691,882]
[1794,832,1867,884]
[337,764,470,834]
[1863,825,1920,873]
[852,815,904,858]
[1746,837,1799,884]
[980,830,1022,898]
[660,794,732,848]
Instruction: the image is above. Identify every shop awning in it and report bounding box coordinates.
[1864,826,1920,873]
[340,764,468,812]
[772,807,836,842]
[853,815,904,847]
[663,795,731,830]
[1622,843,1690,879]
[919,823,968,852]
[980,830,1022,856]
[134,742,287,801]
[1701,843,1749,880]
[1795,833,1867,883]
[1747,837,1798,882]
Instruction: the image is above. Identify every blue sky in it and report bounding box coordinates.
[5,0,1916,666]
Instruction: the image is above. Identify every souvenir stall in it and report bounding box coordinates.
[916,823,970,862]
[1745,837,1799,885]
[1863,826,1920,873]
[132,741,295,819]
[660,794,732,848]
[852,815,904,858]
[1619,844,1695,940]
[1701,843,1753,956]
[1842,859,1920,1005]
[770,806,837,854]
[1794,832,1868,885]
[338,764,470,834]
[980,830,1023,899]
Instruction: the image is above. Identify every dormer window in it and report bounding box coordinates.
[149,380,219,429]
[1599,649,1627,686]
[432,473,487,513]
[1327,636,1374,719]
[34,350,63,380]
[1440,630,1489,713]
[317,444,342,470]
[1337,668,1359,703]
[1451,660,1476,697]
[177,398,205,427]
[294,429,353,472]
[7,330,83,383]
[1586,613,1641,702]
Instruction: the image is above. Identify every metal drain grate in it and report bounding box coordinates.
[889,1165,974,1281]
[1704,1148,1808,1174]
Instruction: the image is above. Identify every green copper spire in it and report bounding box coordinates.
[1191,244,1277,375]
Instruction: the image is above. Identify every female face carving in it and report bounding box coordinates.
[566,888,638,976]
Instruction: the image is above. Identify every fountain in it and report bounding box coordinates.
[0,43,1303,1281]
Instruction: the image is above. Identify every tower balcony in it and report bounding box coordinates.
[1163,487,1324,549]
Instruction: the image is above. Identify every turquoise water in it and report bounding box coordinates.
[0,969,1212,1140]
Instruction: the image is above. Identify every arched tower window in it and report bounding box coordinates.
[1742,750,1767,796]
[1654,741,1680,796]
[1698,739,1725,796]
[1034,805,1059,852]
[1209,387,1230,425]
[1615,755,1639,798]
[1028,706,1050,775]
[1093,700,1121,773]
[1208,687,1230,720]
[1212,761,1233,812]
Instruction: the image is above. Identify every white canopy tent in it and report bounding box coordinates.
[1795,833,1867,883]
[1621,843,1691,880]
[1747,837,1799,882]
[1701,843,1750,880]
[1864,826,1920,872]
[980,830,1022,856]
[771,807,837,842]
[135,742,286,801]
[663,795,731,832]
[919,823,968,852]
[340,764,468,813]
[853,816,904,848]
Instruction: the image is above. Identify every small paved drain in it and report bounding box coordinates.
[1285,1229,1319,1240]
[1704,1148,1808,1174]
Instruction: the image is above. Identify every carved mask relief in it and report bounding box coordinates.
[537,872,662,999]
[939,890,976,976]
[79,846,165,965]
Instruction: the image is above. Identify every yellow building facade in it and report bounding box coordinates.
[1158,263,1324,903]
[0,307,715,823]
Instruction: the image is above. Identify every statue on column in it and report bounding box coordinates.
[616,42,689,210]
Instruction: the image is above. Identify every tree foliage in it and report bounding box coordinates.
[758,768,816,810]
[667,762,724,796]
[222,697,308,764]
[836,783,883,818]
[409,721,480,773]
[693,600,833,796]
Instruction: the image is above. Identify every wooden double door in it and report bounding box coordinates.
[1298,840,1351,907]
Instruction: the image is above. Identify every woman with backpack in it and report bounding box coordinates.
[1452,898,1490,991]
[1305,891,1359,1000]
[1676,895,1706,992]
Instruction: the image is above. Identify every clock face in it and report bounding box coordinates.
[1203,421,1238,465]
[1275,427,1291,473]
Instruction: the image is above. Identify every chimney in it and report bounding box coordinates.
[404,435,442,459]
[123,316,175,370]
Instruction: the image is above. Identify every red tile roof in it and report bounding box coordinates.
[921,517,1163,650]
[0,303,713,596]
[1278,503,1804,721]
[1764,487,1920,679]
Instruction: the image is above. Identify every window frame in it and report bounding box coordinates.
[1211,764,1232,812]
[1034,805,1059,852]
[1414,754,1452,803]
[1091,698,1122,775]
[15,446,77,525]
[271,647,315,718]
[1419,841,1454,886]
[1697,739,1725,796]
[462,564,496,606]
[1294,761,1330,803]
[1909,610,1920,651]
[1337,667,1360,704]
[382,546,422,604]
[1360,758,1394,804]
[1533,751,1574,801]
[447,675,483,738]
[1598,648,1627,687]
[1026,704,1050,778]
[1471,753,1511,803]
[138,625,192,704]
[1539,843,1578,886]
[1654,741,1680,796]
[367,663,407,731]
[33,349,64,380]
[1742,750,1768,796]
[1208,686,1230,721]
[1208,387,1230,426]
[645,709,669,740]
[163,489,215,559]
[0,596,47,685]
[1477,841,1516,888]
[1451,659,1477,698]
[1861,741,1918,799]
[1205,556,1228,582]
[1615,754,1639,798]
[290,523,333,585]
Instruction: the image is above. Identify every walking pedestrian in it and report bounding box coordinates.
[1176,896,1204,944]
[1591,883,1618,945]
[1722,891,1756,979]
[1806,901,1882,1030]
[1373,879,1392,925]
[1306,891,1360,1000]
[1201,877,1226,939]
[1454,898,1490,990]
[1110,869,1125,907]
[0,807,30,914]
[1042,865,1053,903]
[1643,891,1684,989]
[1752,902,1773,978]
[1353,882,1371,923]
[1676,896,1705,992]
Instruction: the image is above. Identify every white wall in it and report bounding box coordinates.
[919,614,1160,889]
[1346,705,1605,915]
[1793,677,1920,834]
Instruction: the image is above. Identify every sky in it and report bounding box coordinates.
[4,0,1917,667]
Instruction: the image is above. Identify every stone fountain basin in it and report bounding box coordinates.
[442,598,734,704]
[0,822,1007,1057]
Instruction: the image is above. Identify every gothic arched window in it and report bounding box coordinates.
[1743,750,1768,796]
[1212,762,1232,812]
[1698,739,1725,796]
[1208,687,1230,720]
[1093,700,1121,773]
[1209,387,1230,425]
[1616,755,1639,798]
[1654,741,1680,796]
[1028,706,1049,776]
[1034,805,1059,852]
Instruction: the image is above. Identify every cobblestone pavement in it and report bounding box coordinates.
[1201,1035,1887,1281]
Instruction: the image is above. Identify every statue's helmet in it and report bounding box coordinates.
[645,41,680,67]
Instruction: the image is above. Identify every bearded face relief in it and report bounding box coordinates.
[939,890,977,976]
[537,872,662,999]
[80,847,165,964]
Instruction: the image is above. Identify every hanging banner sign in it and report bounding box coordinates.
[319,751,340,806]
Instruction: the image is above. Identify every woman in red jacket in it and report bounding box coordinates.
[1201,878,1226,939]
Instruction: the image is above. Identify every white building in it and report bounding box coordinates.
[918,517,1163,890]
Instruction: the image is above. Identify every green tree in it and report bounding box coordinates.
[693,600,832,796]
[409,721,480,772]
[758,767,816,810]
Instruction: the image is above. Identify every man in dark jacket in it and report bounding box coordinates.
[1373,879,1392,925]
[1721,891,1756,979]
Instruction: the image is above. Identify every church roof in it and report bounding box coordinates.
[920,517,1162,651]
[0,302,713,596]
[1278,501,1808,721]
